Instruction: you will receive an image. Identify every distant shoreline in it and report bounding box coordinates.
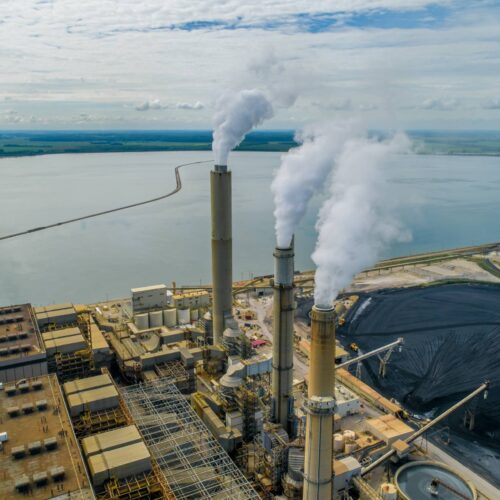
[1,129,500,158]
[2,149,500,160]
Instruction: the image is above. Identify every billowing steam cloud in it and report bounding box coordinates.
[312,132,411,307]
[212,89,273,166]
[271,122,358,249]
[248,50,300,108]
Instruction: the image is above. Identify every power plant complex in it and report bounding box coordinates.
[0,156,494,500]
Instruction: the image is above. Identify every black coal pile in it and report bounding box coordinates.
[339,283,500,442]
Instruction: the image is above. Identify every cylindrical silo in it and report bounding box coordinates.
[149,310,163,328]
[163,308,177,327]
[344,442,357,454]
[135,313,149,330]
[333,434,345,453]
[303,305,336,500]
[190,308,199,321]
[343,430,356,441]
[178,308,190,325]
[211,164,233,345]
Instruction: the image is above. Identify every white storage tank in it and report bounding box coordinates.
[163,308,177,327]
[149,310,163,328]
[343,430,356,441]
[344,442,358,454]
[135,313,149,331]
[333,434,345,452]
[190,308,199,321]
[178,308,190,325]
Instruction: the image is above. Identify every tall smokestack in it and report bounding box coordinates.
[303,305,336,500]
[271,240,295,433]
[210,164,233,345]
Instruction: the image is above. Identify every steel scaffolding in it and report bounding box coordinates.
[72,407,128,439]
[154,360,195,394]
[121,379,260,500]
[50,348,94,383]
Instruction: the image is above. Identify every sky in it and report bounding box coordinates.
[0,0,499,130]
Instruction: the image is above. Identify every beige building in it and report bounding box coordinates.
[0,304,47,382]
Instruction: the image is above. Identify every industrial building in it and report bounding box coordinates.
[0,373,93,498]
[106,320,204,382]
[34,303,113,382]
[0,303,48,382]
[34,303,78,329]
[0,155,493,500]
[131,284,170,313]
[171,290,210,309]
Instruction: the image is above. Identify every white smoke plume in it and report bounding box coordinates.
[312,131,412,307]
[271,122,358,249]
[247,50,300,108]
[212,89,274,166]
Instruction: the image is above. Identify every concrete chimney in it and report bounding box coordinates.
[303,305,336,500]
[271,241,295,434]
[210,164,233,345]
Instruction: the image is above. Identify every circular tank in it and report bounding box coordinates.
[344,442,357,454]
[178,308,191,325]
[163,308,177,327]
[395,462,477,500]
[135,313,149,330]
[190,308,199,321]
[333,434,345,452]
[149,310,163,328]
[343,430,356,441]
[379,483,397,500]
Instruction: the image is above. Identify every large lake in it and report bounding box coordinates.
[0,151,499,305]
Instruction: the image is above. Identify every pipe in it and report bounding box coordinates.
[361,381,490,476]
[271,241,295,433]
[210,164,233,345]
[303,305,336,500]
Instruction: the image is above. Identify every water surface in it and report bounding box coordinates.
[0,151,498,305]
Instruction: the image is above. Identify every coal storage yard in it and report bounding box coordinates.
[337,283,500,483]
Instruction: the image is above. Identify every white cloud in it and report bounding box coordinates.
[3,110,23,123]
[0,1,498,129]
[0,1,453,34]
[135,99,165,111]
[176,101,204,110]
[419,98,460,110]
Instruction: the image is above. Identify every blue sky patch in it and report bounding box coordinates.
[166,5,451,33]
